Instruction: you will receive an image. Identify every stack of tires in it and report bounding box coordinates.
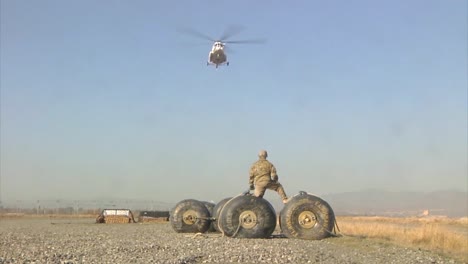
[169,191,336,240]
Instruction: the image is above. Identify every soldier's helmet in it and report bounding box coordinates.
[258,150,268,158]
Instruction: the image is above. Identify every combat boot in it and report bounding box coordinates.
[278,186,288,203]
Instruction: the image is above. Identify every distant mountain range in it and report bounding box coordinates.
[2,189,466,218]
[318,189,467,218]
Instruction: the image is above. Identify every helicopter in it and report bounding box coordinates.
[178,25,266,68]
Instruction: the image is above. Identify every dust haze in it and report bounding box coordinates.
[0,1,466,215]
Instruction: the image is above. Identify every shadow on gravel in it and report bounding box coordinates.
[270,234,287,239]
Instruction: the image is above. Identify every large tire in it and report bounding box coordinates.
[218,195,277,238]
[170,199,211,233]
[201,201,216,232]
[279,192,336,240]
[212,197,232,232]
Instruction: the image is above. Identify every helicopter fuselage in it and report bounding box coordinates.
[207,42,228,68]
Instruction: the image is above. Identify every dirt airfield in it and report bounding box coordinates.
[0,215,464,264]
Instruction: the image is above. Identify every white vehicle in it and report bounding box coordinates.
[95,209,136,224]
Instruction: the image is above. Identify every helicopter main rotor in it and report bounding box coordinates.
[177,25,266,45]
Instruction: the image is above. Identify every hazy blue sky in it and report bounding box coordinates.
[1,0,466,205]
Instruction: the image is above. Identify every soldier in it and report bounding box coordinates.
[249,150,289,203]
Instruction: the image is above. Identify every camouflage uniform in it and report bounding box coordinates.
[249,150,288,203]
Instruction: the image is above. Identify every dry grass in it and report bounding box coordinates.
[0,213,97,219]
[336,216,468,262]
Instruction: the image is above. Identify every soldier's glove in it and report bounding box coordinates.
[249,184,254,190]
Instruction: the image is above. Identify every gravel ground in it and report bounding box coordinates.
[0,217,463,264]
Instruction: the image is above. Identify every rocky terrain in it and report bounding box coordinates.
[0,217,463,264]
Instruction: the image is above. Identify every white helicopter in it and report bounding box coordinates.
[178,26,266,68]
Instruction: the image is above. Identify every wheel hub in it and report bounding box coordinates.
[239,210,257,229]
[298,211,317,229]
[182,210,198,225]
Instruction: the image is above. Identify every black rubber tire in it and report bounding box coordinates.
[218,195,277,238]
[169,199,211,233]
[212,197,233,232]
[279,192,336,240]
[202,201,216,232]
